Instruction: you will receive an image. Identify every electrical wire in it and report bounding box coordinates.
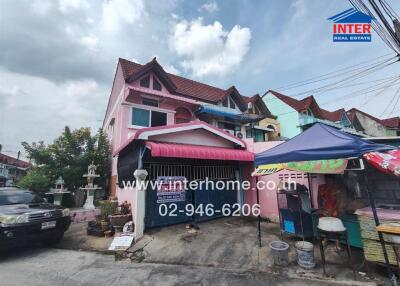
[380,85,400,117]
[378,0,397,20]
[267,78,400,118]
[350,0,400,53]
[274,53,395,91]
[289,56,399,97]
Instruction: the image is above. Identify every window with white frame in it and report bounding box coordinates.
[131,107,167,127]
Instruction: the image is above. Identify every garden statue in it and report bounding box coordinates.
[81,163,101,210]
[46,176,70,205]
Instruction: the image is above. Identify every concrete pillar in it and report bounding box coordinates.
[235,168,244,207]
[133,169,148,242]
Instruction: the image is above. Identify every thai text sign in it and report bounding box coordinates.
[156,176,186,203]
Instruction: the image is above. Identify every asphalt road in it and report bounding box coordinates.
[0,247,342,286]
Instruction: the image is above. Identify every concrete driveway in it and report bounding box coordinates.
[32,216,386,285]
[0,248,349,286]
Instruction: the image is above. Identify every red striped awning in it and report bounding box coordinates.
[146,142,254,161]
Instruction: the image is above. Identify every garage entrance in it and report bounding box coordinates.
[144,160,238,229]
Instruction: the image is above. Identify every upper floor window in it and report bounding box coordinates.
[300,109,313,117]
[131,107,167,127]
[140,75,150,88]
[222,97,236,109]
[142,98,159,107]
[153,78,162,91]
[222,97,228,107]
[229,98,235,109]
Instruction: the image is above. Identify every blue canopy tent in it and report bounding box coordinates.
[255,123,394,166]
[254,123,397,283]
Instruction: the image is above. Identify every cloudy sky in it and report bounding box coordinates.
[0,0,399,159]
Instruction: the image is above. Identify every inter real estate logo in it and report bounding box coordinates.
[328,8,374,42]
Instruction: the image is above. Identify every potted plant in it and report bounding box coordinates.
[99,199,118,231]
[109,201,132,231]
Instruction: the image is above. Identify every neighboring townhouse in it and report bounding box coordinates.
[103,57,278,196]
[263,90,356,139]
[346,108,398,137]
[0,153,31,187]
[380,116,400,137]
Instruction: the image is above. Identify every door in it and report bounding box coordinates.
[144,162,238,229]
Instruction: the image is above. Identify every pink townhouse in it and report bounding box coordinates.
[102,57,281,238]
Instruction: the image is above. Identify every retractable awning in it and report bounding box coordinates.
[145,141,254,161]
[196,105,264,123]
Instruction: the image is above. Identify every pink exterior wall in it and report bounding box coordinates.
[244,140,326,221]
[104,63,125,127]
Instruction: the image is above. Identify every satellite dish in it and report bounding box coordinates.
[237,132,243,139]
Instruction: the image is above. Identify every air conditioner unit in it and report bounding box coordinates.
[223,129,235,135]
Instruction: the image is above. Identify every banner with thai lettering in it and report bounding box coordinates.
[253,159,348,176]
[156,176,186,203]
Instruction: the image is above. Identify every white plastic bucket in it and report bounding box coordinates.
[269,241,289,266]
[294,241,315,269]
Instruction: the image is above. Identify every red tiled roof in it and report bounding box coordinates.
[268,90,344,122]
[0,153,31,169]
[381,117,400,128]
[320,108,345,122]
[242,94,275,118]
[269,90,308,111]
[347,108,382,124]
[119,58,230,103]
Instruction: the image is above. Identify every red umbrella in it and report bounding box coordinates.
[363,149,400,177]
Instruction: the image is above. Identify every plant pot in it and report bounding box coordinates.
[95,215,103,222]
[109,214,132,228]
[100,220,109,231]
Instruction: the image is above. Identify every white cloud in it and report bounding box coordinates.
[0,69,108,156]
[31,0,53,15]
[170,18,251,78]
[58,0,89,12]
[199,1,219,13]
[164,64,180,75]
[80,34,100,51]
[101,0,146,32]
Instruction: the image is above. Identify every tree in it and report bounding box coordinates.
[18,168,52,194]
[19,127,111,196]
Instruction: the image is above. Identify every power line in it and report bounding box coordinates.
[382,85,400,116]
[274,53,395,91]
[350,0,400,53]
[289,57,399,97]
[267,79,400,117]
